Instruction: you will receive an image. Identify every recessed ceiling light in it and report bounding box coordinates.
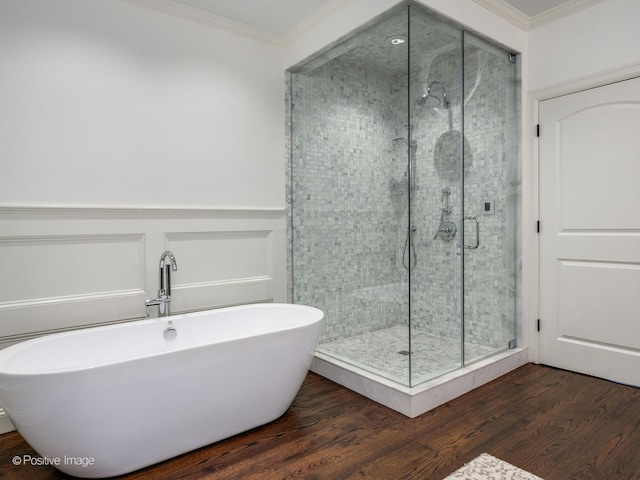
[386,35,408,45]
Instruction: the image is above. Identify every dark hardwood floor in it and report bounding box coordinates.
[1,363,640,479]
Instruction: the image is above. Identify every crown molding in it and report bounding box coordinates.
[473,0,607,31]
[473,0,530,30]
[122,0,281,44]
[122,0,354,47]
[528,0,607,29]
[281,0,355,45]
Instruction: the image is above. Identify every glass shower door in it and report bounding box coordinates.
[461,32,517,364]
[291,9,413,386]
[407,13,517,386]
[408,8,464,385]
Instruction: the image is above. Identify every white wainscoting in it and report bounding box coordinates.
[0,206,287,347]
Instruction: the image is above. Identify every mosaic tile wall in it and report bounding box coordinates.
[291,52,410,343]
[288,7,517,382]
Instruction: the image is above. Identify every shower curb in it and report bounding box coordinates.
[311,348,529,418]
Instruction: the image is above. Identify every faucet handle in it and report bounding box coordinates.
[145,297,163,317]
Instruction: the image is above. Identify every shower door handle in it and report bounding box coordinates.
[463,216,479,249]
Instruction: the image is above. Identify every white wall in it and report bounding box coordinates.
[528,0,640,92]
[0,0,285,209]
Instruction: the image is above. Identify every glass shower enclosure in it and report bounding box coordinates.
[289,4,517,388]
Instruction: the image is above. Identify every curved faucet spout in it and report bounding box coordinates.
[160,251,178,271]
[159,251,178,299]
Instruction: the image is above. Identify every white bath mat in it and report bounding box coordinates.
[442,453,545,480]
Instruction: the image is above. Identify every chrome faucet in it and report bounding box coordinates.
[145,251,178,317]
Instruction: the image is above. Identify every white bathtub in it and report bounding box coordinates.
[0,303,324,478]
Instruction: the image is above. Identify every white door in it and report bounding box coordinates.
[539,76,640,386]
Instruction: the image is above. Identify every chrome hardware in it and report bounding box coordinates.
[434,187,456,241]
[163,327,177,341]
[434,220,457,241]
[145,297,164,317]
[403,224,417,269]
[463,216,480,249]
[145,251,178,317]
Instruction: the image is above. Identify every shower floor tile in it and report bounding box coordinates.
[318,325,497,386]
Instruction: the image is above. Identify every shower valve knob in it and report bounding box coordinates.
[434,221,457,241]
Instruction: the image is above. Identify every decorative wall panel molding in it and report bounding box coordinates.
[166,230,272,283]
[0,207,286,344]
[165,229,281,313]
[0,234,145,305]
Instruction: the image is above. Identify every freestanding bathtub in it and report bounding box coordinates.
[0,303,324,478]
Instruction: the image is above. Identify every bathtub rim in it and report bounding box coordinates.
[0,303,324,376]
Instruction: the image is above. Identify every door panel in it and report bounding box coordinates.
[558,104,640,230]
[539,76,640,386]
[559,260,640,348]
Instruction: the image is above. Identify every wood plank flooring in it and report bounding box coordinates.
[1,363,640,479]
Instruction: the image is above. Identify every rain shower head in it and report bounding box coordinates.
[416,93,441,108]
[416,80,449,109]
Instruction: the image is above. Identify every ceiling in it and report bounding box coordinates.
[143,0,604,41]
[501,0,575,17]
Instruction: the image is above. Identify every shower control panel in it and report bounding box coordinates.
[481,199,495,215]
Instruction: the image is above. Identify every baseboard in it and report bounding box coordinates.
[0,409,16,434]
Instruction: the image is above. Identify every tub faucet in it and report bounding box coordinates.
[145,251,178,317]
